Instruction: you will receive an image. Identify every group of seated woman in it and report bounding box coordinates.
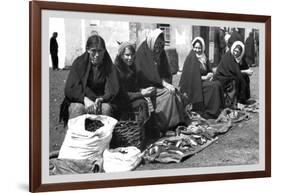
[60,29,187,138]
[59,28,253,139]
[179,35,253,118]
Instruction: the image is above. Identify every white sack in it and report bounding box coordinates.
[103,146,142,173]
[58,114,118,160]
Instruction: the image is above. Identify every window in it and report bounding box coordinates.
[157,24,171,46]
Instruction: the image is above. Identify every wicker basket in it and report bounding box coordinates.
[110,120,145,151]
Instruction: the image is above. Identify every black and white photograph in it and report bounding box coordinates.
[46,13,262,174]
[29,1,270,192]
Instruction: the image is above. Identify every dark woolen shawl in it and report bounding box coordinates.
[240,56,250,70]
[115,56,135,84]
[64,51,118,103]
[114,56,143,102]
[214,51,246,89]
[114,41,136,85]
[135,40,172,89]
[59,50,119,126]
[64,52,90,103]
[179,50,204,104]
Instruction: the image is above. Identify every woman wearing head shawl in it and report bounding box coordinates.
[59,35,119,126]
[214,41,252,106]
[226,28,253,93]
[113,41,150,126]
[179,37,224,119]
[135,29,187,137]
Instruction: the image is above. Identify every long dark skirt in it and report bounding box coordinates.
[202,80,224,117]
[193,80,224,118]
[150,88,186,133]
[238,73,251,103]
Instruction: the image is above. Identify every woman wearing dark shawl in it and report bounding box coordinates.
[214,41,252,106]
[135,29,187,136]
[113,41,150,126]
[59,35,119,126]
[226,29,253,102]
[179,37,224,119]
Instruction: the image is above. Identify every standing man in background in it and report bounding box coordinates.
[245,32,256,67]
[50,32,59,70]
[217,27,227,63]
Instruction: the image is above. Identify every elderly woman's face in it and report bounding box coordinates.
[88,44,105,65]
[153,36,165,55]
[121,47,135,66]
[233,46,242,58]
[193,42,203,55]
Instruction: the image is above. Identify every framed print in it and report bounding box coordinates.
[29,0,271,192]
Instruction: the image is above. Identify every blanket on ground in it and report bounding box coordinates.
[143,108,250,163]
[49,150,103,175]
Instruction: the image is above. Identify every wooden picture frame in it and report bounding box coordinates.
[30,0,271,192]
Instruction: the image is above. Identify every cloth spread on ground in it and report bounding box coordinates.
[49,157,103,175]
[143,135,218,163]
[143,108,250,163]
[237,100,259,113]
[49,150,103,175]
